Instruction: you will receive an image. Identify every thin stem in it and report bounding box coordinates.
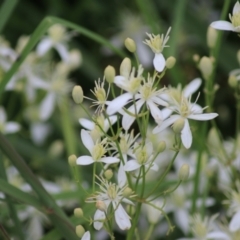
[144,224,154,240]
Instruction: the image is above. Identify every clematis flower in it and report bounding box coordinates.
[211,1,240,33]
[76,129,120,166]
[143,27,171,72]
[86,177,134,230]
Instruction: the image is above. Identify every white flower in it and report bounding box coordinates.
[0,106,21,134]
[106,64,143,115]
[211,1,240,32]
[86,177,134,230]
[124,142,158,172]
[153,89,218,149]
[143,27,171,72]
[77,129,120,165]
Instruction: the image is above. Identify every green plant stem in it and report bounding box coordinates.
[0,16,125,94]
[0,0,18,33]
[0,152,24,240]
[0,133,79,240]
[144,223,154,240]
[0,223,10,240]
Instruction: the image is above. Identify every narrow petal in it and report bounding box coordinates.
[81,129,94,153]
[81,231,91,240]
[93,209,105,230]
[124,160,141,172]
[207,231,230,240]
[100,157,120,164]
[55,43,69,62]
[114,76,128,89]
[183,78,202,97]
[30,123,51,145]
[233,1,240,14]
[190,103,203,114]
[153,53,165,72]
[104,115,117,131]
[152,115,180,134]
[188,113,218,121]
[229,211,240,232]
[181,119,192,149]
[107,93,133,115]
[36,38,53,56]
[210,21,235,31]
[118,163,127,188]
[4,122,21,134]
[39,92,56,121]
[174,210,189,234]
[79,118,95,130]
[77,156,94,165]
[147,100,163,124]
[149,162,159,171]
[113,203,131,230]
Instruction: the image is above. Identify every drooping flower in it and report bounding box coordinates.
[210,1,240,33]
[86,177,134,230]
[76,129,120,166]
[143,27,171,72]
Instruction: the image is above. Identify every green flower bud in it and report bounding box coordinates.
[124,38,136,53]
[123,187,133,197]
[158,141,166,153]
[120,58,131,78]
[74,208,83,218]
[166,56,176,69]
[104,65,115,83]
[104,169,113,180]
[76,225,85,238]
[199,56,213,80]
[172,118,185,133]
[228,75,238,88]
[207,26,218,49]
[72,85,83,104]
[68,154,77,167]
[178,164,190,181]
[193,54,200,63]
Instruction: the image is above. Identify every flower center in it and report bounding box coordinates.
[92,143,106,161]
[136,147,148,164]
[48,24,66,43]
[230,13,240,27]
[128,77,141,94]
[107,184,117,199]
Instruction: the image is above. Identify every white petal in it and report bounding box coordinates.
[190,103,203,114]
[118,163,127,188]
[55,43,69,62]
[4,122,21,134]
[0,107,6,123]
[113,203,131,230]
[122,100,143,130]
[149,162,159,171]
[174,210,189,234]
[207,231,230,240]
[152,115,180,134]
[30,123,51,145]
[37,38,53,56]
[104,115,117,131]
[100,157,120,164]
[107,93,133,115]
[183,78,202,97]
[188,113,218,121]
[114,76,127,89]
[181,119,192,149]
[153,53,166,72]
[93,209,105,230]
[81,129,94,153]
[229,211,240,232]
[77,156,94,165]
[30,76,49,90]
[39,92,56,121]
[81,231,90,240]
[161,108,173,119]
[124,160,141,171]
[79,118,95,130]
[233,1,240,14]
[147,100,163,124]
[210,21,235,31]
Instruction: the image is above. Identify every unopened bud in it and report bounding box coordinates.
[193,54,200,62]
[158,141,166,153]
[49,140,64,158]
[199,56,213,80]
[228,75,238,88]
[123,187,133,197]
[178,164,190,181]
[166,56,176,69]
[96,200,106,212]
[104,169,113,180]
[74,208,83,218]
[172,118,185,133]
[120,58,131,78]
[207,26,218,49]
[72,85,83,104]
[68,154,77,167]
[104,65,115,83]
[76,225,85,238]
[124,38,136,53]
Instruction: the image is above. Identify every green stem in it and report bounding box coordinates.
[0,223,11,240]
[0,0,18,33]
[144,223,154,240]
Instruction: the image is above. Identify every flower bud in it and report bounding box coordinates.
[124,38,136,53]
[166,56,176,69]
[123,187,133,197]
[207,26,218,49]
[172,118,185,133]
[104,169,113,180]
[120,57,131,78]
[68,49,82,69]
[96,200,106,212]
[178,164,190,181]
[198,56,213,80]
[228,75,238,88]
[104,65,115,83]
[158,141,166,153]
[74,208,83,218]
[48,140,64,158]
[193,54,200,62]
[76,225,85,238]
[72,85,83,104]
[68,154,77,167]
